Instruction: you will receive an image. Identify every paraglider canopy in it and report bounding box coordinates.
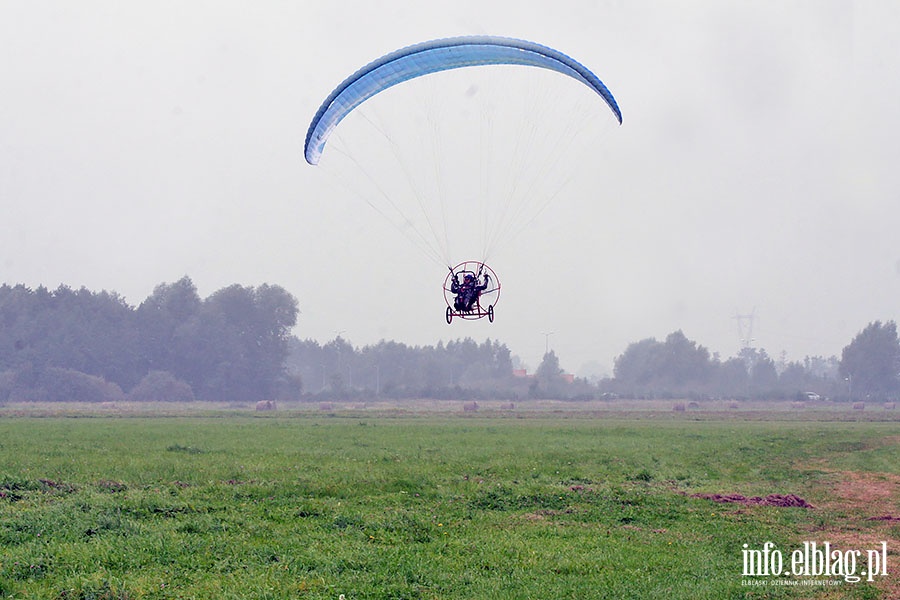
[305,36,622,166]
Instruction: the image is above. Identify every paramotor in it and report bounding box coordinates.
[303,36,621,324]
[443,261,500,323]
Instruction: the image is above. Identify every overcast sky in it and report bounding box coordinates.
[2,1,898,375]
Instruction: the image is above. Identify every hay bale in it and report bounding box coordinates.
[462,401,479,412]
[255,400,276,411]
[884,401,896,410]
[852,402,865,411]
[673,403,686,412]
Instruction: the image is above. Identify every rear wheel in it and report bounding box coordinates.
[445,306,453,324]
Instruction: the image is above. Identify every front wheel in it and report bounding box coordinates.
[446,306,453,324]
[487,304,494,323]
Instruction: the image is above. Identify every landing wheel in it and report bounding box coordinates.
[445,306,453,324]
[487,304,494,323]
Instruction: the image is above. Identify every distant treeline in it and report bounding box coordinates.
[2,278,897,403]
[604,325,899,402]
[604,330,833,401]
[286,324,899,402]
[285,337,553,400]
[0,277,299,403]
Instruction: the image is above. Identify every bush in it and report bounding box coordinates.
[0,370,13,404]
[128,370,195,403]
[273,373,304,402]
[23,367,126,403]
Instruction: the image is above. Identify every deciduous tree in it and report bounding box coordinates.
[840,320,900,400]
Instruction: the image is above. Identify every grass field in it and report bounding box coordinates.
[0,402,898,599]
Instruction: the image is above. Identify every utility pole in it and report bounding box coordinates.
[541,331,554,355]
[733,308,756,350]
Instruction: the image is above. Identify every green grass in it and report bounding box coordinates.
[0,412,896,599]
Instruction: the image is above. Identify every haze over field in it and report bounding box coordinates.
[2,2,899,374]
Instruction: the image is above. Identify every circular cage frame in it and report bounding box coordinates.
[443,261,501,323]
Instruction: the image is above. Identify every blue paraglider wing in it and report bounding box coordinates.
[304,36,622,165]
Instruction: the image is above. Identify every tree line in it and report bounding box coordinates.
[601,329,885,401]
[289,323,900,402]
[1,278,897,403]
[287,336,538,400]
[0,277,299,403]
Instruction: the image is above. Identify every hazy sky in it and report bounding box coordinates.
[2,1,899,375]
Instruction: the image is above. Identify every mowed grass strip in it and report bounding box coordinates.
[0,416,895,599]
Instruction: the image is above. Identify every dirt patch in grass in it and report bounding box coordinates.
[800,468,900,597]
[690,492,814,508]
[829,470,900,514]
